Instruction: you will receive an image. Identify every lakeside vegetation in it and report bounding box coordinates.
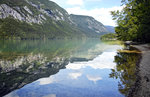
[102,40,123,45]
[100,33,117,40]
[111,0,150,43]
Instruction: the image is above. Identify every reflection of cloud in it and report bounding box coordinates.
[43,94,56,97]
[87,75,102,83]
[69,72,82,79]
[38,76,55,85]
[66,52,117,70]
[4,92,19,97]
[67,63,87,70]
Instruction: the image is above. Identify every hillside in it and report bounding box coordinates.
[70,14,109,37]
[0,0,108,39]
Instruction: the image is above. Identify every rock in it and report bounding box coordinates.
[24,6,33,15]
[0,4,22,20]
[0,4,44,24]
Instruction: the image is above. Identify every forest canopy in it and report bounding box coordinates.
[111,0,150,43]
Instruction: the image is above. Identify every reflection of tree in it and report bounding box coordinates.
[110,49,140,96]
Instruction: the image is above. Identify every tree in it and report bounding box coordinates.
[112,0,150,43]
[0,18,21,39]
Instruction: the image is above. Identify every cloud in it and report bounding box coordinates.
[66,52,117,70]
[50,0,123,26]
[66,0,84,6]
[68,72,82,79]
[66,6,123,26]
[87,75,102,83]
[4,92,19,97]
[38,76,55,85]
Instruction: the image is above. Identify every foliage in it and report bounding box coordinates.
[111,0,150,43]
[0,17,84,39]
[100,33,117,40]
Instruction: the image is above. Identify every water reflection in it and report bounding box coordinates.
[67,52,117,70]
[0,54,68,96]
[86,75,102,83]
[0,39,124,97]
[68,72,82,80]
[109,47,141,96]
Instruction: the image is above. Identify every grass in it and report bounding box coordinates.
[102,40,123,45]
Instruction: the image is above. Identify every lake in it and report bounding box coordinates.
[0,39,139,97]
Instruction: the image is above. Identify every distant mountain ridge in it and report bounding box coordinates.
[70,14,109,37]
[105,26,115,33]
[0,0,109,39]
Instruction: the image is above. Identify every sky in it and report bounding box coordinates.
[50,0,123,26]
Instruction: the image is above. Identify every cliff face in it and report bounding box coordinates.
[0,4,44,24]
[0,0,109,39]
[0,0,71,23]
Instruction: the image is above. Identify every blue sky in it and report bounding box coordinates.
[51,0,123,26]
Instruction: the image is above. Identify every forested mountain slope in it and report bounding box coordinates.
[0,0,108,39]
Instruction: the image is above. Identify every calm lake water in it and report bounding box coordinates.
[0,39,139,97]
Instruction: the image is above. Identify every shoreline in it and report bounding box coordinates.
[130,44,150,97]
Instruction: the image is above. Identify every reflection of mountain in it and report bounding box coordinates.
[0,39,97,96]
[109,47,141,96]
[0,39,113,60]
[1,39,106,73]
[0,39,120,96]
[0,53,69,96]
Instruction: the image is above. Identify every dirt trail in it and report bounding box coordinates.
[131,44,150,97]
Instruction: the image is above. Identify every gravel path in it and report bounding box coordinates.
[131,44,150,97]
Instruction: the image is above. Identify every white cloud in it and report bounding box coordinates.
[66,52,117,70]
[66,6,123,26]
[4,92,19,97]
[68,72,82,79]
[67,0,84,6]
[38,76,55,85]
[87,75,102,83]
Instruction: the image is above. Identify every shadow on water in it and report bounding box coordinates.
[0,39,111,96]
[109,46,141,96]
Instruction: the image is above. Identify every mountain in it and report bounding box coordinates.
[70,14,109,37]
[0,0,108,39]
[105,26,115,33]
